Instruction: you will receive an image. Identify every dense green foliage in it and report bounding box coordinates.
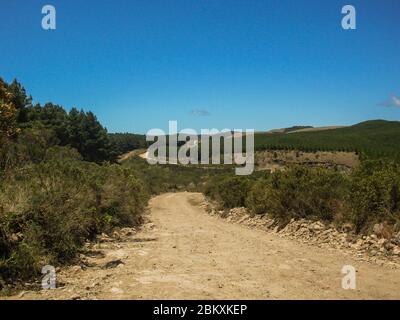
[108,133,149,155]
[0,79,20,144]
[348,160,400,232]
[0,78,149,288]
[22,104,116,163]
[205,176,253,208]
[0,152,148,281]
[0,78,120,164]
[206,163,400,233]
[246,167,347,222]
[255,120,400,160]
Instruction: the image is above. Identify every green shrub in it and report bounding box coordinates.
[205,175,252,209]
[1,128,62,173]
[0,150,148,282]
[347,160,400,232]
[246,166,347,222]
[245,175,271,214]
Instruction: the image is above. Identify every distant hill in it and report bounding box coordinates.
[254,120,400,160]
[267,125,313,134]
[287,126,347,134]
[108,133,148,155]
[266,125,348,134]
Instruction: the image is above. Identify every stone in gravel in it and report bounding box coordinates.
[18,291,29,298]
[98,233,113,243]
[377,238,386,246]
[70,266,82,273]
[111,287,124,294]
[342,223,354,232]
[114,227,136,238]
[310,223,324,232]
[373,223,392,239]
[102,259,124,269]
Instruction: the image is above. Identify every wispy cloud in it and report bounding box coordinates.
[380,95,400,108]
[190,109,211,117]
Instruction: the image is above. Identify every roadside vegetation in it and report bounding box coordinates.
[123,157,241,195]
[0,78,148,290]
[205,161,400,234]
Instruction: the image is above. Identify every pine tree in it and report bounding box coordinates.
[8,79,32,123]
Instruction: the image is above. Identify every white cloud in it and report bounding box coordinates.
[380,95,400,108]
[392,96,400,107]
[190,109,211,117]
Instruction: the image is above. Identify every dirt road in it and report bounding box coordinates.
[12,192,400,300]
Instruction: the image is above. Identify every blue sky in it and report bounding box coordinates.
[1,0,399,133]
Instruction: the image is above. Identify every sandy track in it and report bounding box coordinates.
[11,192,400,300]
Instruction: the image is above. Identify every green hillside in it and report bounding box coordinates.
[108,133,149,154]
[255,120,400,160]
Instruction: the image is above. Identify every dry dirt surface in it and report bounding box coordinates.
[255,150,360,171]
[9,192,400,300]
